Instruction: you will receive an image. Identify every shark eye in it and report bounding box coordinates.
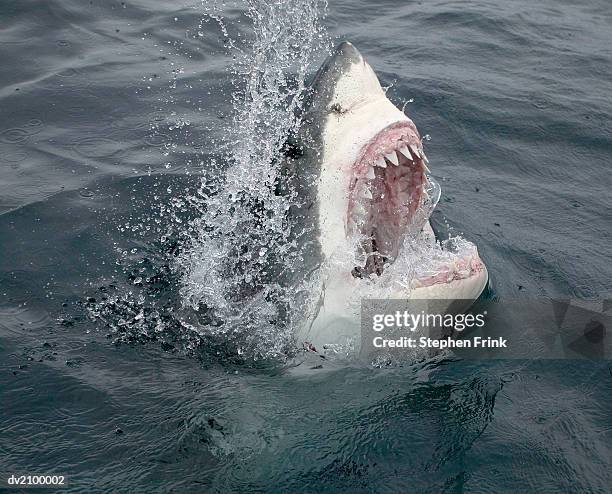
[329,103,347,115]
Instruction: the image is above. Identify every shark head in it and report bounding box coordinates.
[294,42,488,353]
[308,42,431,275]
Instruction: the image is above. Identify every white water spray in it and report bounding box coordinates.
[176,0,330,361]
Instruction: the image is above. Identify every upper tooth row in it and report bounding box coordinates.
[398,145,411,159]
[384,151,399,166]
[372,143,426,168]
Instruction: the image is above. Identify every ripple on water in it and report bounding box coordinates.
[1,128,30,144]
[73,137,125,158]
[145,132,170,147]
[0,119,44,144]
[78,188,95,198]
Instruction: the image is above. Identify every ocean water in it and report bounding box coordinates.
[1,0,611,492]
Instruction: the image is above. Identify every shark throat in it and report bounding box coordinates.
[348,122,433,278]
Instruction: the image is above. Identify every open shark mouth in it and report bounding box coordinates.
[348,121,430,277]
[347,120,485,284]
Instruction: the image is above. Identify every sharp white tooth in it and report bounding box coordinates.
[362,188,373,199]
[409,144,419,157]
[375,157,387,168]
[422,152,429,164]
[384,152,399,166]
[398,145,412,160]
[423,162,431,174]
[365,166,375,179]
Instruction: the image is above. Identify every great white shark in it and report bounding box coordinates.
[282,42,488,356]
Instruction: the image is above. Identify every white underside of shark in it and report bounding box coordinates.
[295,42,488,356]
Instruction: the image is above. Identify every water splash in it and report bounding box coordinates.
[175,0,330,361]
[86,1,479,367]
